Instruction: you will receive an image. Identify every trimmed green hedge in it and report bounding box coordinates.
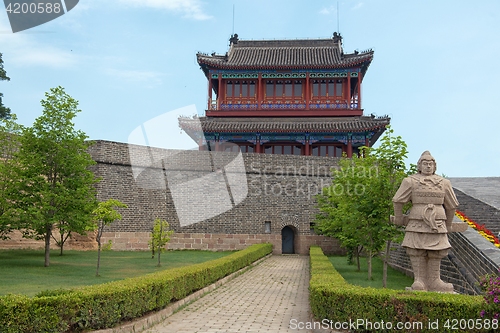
[309,246,489,333]
[0,243,272,333]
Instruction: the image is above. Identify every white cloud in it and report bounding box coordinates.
[319,5,336,15]
[105,68,164,86]
[320,2,364,15]
[0,18,77,68]
[351,2,363,10]
[14,46,76,68]
[119,0,212,20]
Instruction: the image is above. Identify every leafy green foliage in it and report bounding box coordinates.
[149,218,174,267]
[0,114,23,239]
[315,126,413,281]
[0,53,11,120]
[0,243,272,333]
[10,86,99,266]
[309,246,484,333]
[92,199,127,276]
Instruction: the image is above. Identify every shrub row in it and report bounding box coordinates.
[0,243,272,333]
[309,246,488,333]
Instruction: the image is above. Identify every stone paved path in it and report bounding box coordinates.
[144,255,314,333]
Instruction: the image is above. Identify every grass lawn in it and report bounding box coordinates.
[328,255,414,290]
[0,249,233,297]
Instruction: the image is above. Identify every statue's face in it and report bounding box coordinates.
[420,159,435,176]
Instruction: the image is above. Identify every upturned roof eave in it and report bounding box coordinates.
[179,116,390,135]
[198,63,371,71]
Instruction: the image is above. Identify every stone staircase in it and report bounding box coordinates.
[450,177,500,235]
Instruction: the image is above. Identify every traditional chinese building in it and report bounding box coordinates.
[179,33,390,156]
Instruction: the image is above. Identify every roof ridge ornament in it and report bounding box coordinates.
[333,32,343,56]
[229,33,239,45]
[332,32,342,44]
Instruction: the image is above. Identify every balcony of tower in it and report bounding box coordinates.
[205,77,363,117]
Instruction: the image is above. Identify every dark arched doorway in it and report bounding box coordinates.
[281,226,295,254]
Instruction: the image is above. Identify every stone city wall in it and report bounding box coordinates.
[87,140,344,255]
[99,232,341,255]
[0,230,97,251]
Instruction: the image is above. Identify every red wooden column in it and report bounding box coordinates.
[255,134,261,153]
[305,73,310,109]
[347,72,351,108]
[304,134,310,156]
[347,134,353,158]
[218,75,223,110]
[257,74,262,109]
[365,135,370,148]
[357,72,363,109]
[207,78,213,111]
[215,135,220,152]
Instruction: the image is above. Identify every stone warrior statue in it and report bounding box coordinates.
[391,151,467,292]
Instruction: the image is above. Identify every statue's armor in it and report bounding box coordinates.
[406,176,448,233]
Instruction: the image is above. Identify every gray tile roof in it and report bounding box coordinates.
[197,38,373,70]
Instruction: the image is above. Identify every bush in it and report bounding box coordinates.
[479,270,500,320]
[309,246,489,333]
[0,243,272,333]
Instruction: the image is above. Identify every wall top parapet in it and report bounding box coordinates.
[87,139,339,178]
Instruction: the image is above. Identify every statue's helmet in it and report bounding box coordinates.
[417,150,436,174]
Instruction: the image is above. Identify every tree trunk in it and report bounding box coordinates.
[367,250,372,280]
[59,232,64,256]
[383,240,391,288]
[157,245,161,267]
[356,246,361,271]
[59,231,71,256]
[157,222,162,267]
[96,242,101,276]
[96,222,103,276]
[44,224,52,267]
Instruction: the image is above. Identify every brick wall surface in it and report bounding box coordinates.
[99,232,344,255]
[88,140,341,248]
[454,189,500,235]
[0,230,97,251]
[0,140,347,255]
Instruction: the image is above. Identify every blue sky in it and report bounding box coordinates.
[0,0,499,177]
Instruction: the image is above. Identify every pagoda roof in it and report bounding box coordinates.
[179,115,389,135]
[197,34,373,73]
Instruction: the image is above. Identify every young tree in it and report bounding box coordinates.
[315,126,413,282]
[0,114,22,239]
[149,218,174,267]
[315,183,365,271]
[12,86,99,266]
[92,199,127,277]
[53,218,95,256]
[0,53,11,120]
[370,127,416,287]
